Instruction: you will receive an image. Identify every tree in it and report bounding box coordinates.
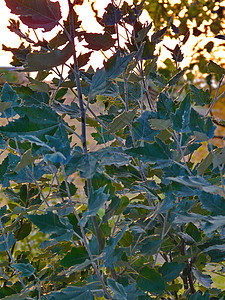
[0,0,225,299]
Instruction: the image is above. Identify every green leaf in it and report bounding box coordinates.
[104,51,135,79]
[126,138,172,164]
[133,111,159,142]
[156,92,174,120]
[0,104,59,140]
[1,83,18,117]
[80,187,110,227]
[0,291,30,300]
[212,147,225,169]
[198,191,225,216]
[119,231,133,247]
[137,266,166,294]
[197,152,213,175]
[47,286,94,300]
[103,226,127,267]
[167,176,220,194]
[61,247,89,268]
[15,220,32,240]
[107,278,127,300]
[188,291,210,300]
[23,43,73,72]
[14,149,36,172]
[11,263,35,277]
[208,60,225,77]
[27,76,51,93]
[189,108,216,141]
[139,239,162,256]
[91,126,114,145]
[0,102,13,114]
[28,211,73,235]
[150,119,172,130]
[15,85,49,106]
[159,262,184,282]
[103,196,121,222]
[201,243,225,262]
[192,268,213,288]
[135,23,153,43]
[88,68,108,100]
[108,108,137,133]
[0,232,15,252]
[168,68,186,86]
[149,72,167,87]
[151,26,167,43]
[190,85,211,106]
[0,157,10,187]
[171,93,191,132]
[53,102,80,119]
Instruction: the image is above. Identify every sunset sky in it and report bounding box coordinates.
[0,0,136,69]
[0,0,221,73]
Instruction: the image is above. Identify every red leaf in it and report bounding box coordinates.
[77,52,93,68]
[101,3,122,26]
[193,27,202,37]
[84,32,115,51]
[74,0,84,5]
[4,0,62,32]
[7,19,34,44]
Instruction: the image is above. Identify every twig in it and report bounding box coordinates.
[205,74,225,117]
[123,72,129,112]
[153,211,168,267]
[173,132,192,176]
[67,0,104,253]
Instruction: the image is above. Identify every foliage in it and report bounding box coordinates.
[0,0,225,299]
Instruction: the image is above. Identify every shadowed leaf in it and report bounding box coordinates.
[5,0,62,32]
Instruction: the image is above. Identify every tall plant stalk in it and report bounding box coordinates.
[67,0,104,257]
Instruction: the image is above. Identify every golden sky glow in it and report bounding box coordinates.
[0,0,144,69]
[0,0,224,73]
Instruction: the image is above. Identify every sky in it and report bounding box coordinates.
[0,0,133,69]
[0,0,221,73]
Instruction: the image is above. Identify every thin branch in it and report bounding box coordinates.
[173,132,192,176]
[67,0,104,254]
[153,211,168,267]
[123,72,129,112]
[205,74,225,117]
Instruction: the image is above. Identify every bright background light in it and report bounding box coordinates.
[0,0,152,70]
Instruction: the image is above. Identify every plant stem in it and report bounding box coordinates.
[174,132,192,176]
[67,0,104,253]
[0,218,25,288]
[123,72,129,112]
[68,0,87,152]
[61,163,112,299]
[205,74,225,117]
